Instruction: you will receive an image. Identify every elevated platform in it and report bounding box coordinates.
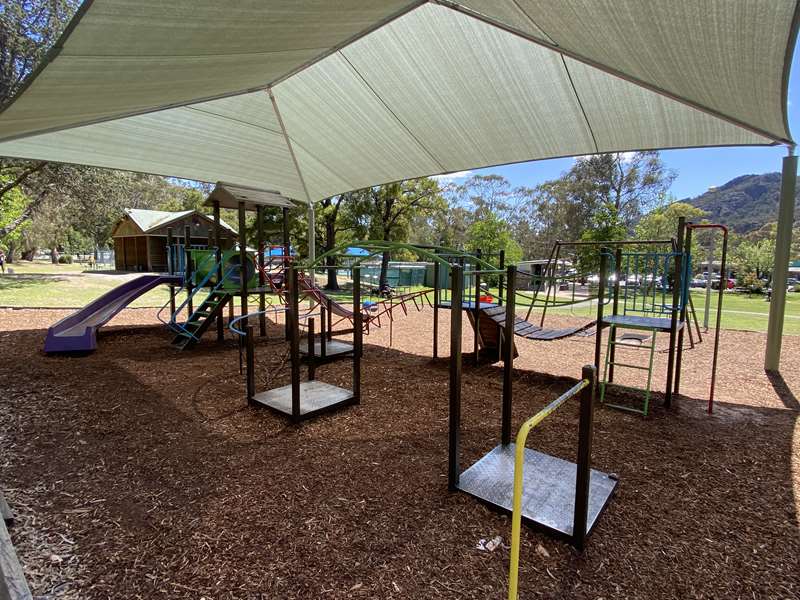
[298,339,354,358]
[602,314,684,332]
[251,381,355,420]
[437,300,498,310]
[457,444,617,539]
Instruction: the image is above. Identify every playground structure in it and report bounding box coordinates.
[447,262,618,551]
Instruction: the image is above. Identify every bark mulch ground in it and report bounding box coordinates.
[0,306,798,599]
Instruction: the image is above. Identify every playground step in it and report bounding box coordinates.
[606,361,650,371]
[609,340,655,350]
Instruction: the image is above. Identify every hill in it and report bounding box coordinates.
[682,172,799,233]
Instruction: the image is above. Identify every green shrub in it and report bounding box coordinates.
[58,254,74,264]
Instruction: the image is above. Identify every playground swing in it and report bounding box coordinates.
[234,266,363,422]
[447,264,618,546]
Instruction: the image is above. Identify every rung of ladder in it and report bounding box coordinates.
[609,340,654,350]
[608,361,650,371]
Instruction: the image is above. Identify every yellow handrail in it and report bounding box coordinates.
[507,378,591,600]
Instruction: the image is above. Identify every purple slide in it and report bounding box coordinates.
[44,274,183,353]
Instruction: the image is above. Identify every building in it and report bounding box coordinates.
[111,208,237,272]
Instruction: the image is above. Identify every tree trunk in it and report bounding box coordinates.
[22,248,35,261]
[51,247,59,264]
[6,240,14,263]
[379,250,391,289]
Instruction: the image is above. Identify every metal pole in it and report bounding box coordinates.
[433,260,440,358]
[501,266,516,446]
[448,264,464,491]
[167,227,176,316]
[238,201,248,329]
[572,364,596,551]
[765,150,798,371]
[184,225,193,315]
[307,318,316,381]
[257,205,266,336]
[498,249,505,307]
[710,228,728,413]
[246,325,255,404]
[288,267,301,422]
[320,305,327,358]
[704,245,713,330]
[353,267,362,404]
[593,250,608,372]
[213,200,224,342]
[473,249,482,362]
[283,206,291,341]
[674,225,692,394]
[608,248,622,383]
[307,203,316,263]
[664,217,686,406]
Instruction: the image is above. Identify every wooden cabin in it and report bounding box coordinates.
[111,208,237,272]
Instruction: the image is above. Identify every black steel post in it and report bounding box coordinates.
[608,248,622,383]
[448,264,464,491]
[184,225,194,315]
[167,227,176,316]
[433,260,440,358]
[320,305,327,358]
[307,318,316,381]
[501,265,516,446]
[257,205,266,336]
[593,250,608,372]
[238,201,249,329]
[664,217,686,407]
[283,206,291,341]
[353,268,362,404]
[213,200,224,342]
[289,267,301,422]
[572,364,596,551]
[498,249,505,307]
[674,225,693,394]
[473,249,482,362]
[246,325,256,404]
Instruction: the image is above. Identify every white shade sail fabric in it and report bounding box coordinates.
[0,0,795,202]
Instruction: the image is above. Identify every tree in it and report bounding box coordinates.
[352,179,445,288]
[464,212,523,265]
[318,193,357,289]
[732,238,775,279]
[634,202,707,242]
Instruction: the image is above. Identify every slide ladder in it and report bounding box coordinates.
[170,261,235,350]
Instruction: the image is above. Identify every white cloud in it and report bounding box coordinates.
[432,170,474,182]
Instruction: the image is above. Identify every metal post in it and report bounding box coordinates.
[320,305,327,358]
[674,225,693,394]
[765,150,798,371]
[665,217,686,406]
[283,207,291,341]
[167,227,176,316]
[433,260,440,358]
[238,201,248,329]
[473,249,482,362]
[593,250,608,372]
[572,364,596,551]
[353,267,362,404]
[704,245,713,330]
[246,325,255,404]
[213,200,224,342]
[307,318,316,381]
[608,248,622,383]
[498,249,505,307]
[501,266,516,446]
[184,225,194,315]
[257,205,266,336]
[307,203,316,263]
[288,267,301,422]
[448,264,464,491]
[710,229,728,413]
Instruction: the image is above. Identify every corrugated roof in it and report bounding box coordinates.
[123,208,237,236]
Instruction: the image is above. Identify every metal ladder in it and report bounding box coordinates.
[599,325,658,416]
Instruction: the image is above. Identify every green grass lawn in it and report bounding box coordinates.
[1,261,798,334]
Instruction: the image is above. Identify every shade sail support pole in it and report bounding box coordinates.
[268,88,315,261]
[765,146,797,371]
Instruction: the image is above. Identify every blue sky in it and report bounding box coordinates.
[436,46,799,201]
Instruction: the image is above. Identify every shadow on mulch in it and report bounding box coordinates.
[0,323,798,599]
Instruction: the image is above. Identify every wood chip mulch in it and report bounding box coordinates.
[0,306,798,599]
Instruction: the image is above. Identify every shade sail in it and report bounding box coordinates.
[0,1,795,202]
